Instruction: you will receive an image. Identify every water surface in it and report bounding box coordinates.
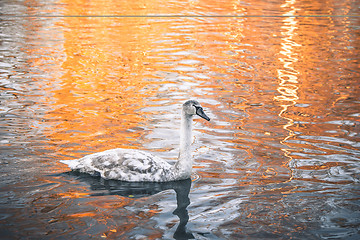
[0,0,359,239]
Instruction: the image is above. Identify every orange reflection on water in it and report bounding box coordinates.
[47,12,167,157]
[36,0,358,196]
[2,0,358,239]
[57,191,90,199]
[275,0,301,183]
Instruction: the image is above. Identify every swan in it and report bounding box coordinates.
[60,100,210,182]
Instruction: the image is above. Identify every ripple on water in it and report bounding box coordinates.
[0,0,359,239]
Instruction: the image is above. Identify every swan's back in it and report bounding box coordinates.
[61,148,175,182]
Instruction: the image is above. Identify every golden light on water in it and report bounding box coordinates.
[1,0,359,238]
[25,0,358,202]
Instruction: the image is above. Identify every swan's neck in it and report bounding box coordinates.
[174,110,193,179]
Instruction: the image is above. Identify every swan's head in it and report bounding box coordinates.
[183,100,210,121]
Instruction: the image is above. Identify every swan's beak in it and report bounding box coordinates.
[196,107,210,121]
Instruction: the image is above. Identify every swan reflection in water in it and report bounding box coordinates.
[65,172,194,239]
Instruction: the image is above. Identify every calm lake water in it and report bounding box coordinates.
[1,0,359,239]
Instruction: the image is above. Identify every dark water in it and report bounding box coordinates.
[1,0,359,239]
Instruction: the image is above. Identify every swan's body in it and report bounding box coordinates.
[61,100,210,182]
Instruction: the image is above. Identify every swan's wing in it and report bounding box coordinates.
[61,149,124,174]
[61,148,174,182]
[116,150,175,182]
